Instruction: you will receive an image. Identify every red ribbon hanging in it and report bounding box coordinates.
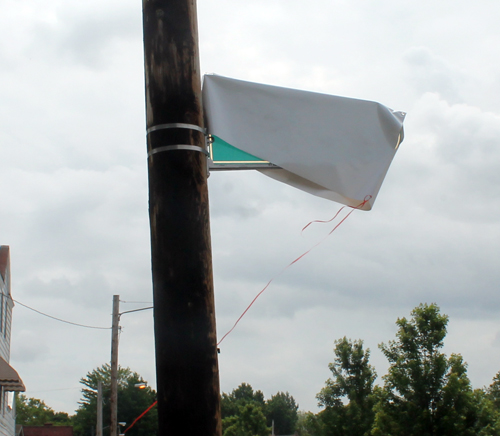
[217,196,371,346]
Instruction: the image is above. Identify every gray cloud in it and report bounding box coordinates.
[27,2,142,69]
[2,0,500,416]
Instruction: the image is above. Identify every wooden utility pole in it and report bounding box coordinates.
[96,380,103,436]
[110,295,120,436]
[142,1,221,436]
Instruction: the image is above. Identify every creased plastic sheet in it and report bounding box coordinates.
[202,74,405,210]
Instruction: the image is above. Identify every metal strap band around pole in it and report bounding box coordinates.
[147,123,209,158]
[147,123,207,135]
[148,144,209,158]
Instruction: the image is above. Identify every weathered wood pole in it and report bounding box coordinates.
[110,295,120,436]
[141,1,221,435]
[96,380,103,436]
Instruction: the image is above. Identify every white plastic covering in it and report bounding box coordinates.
[202,74,405,210]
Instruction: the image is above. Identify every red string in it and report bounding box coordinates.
[301,206,346,234]
[119,197,371,431]
[217,196,371,346]
[123,400,157,434]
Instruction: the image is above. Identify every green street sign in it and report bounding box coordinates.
[209,135,279,170]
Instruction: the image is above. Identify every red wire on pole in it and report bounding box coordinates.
[123,196,371,433]
[123,400,157,434]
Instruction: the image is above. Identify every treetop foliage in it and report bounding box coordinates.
[301,303,500,436]
[316,337,376,436]
[17,304,500,436]
[266,391,299,435]
[222,382,266,419]
[223,402,270,436]
[78,364,135,407]
[317,337,376,409]
[15,395,72,426]
[73,364,157,436]
[222,383,298,436]
[15,364,156,436]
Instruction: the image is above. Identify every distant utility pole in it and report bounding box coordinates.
[142,0,221,435]
[96,380,103,436]
[110,295,120,436]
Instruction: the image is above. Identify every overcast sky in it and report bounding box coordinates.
[2,0,500,416]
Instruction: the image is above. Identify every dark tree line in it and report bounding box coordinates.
[19,304,500,436]
[16,364,157,436]
[15,395,72,426]
[72,364,157,436]
[298,303,500,436]
[221,383,299,436]
[16,368,298,436]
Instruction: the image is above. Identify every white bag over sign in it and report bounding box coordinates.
[202,74,405,210]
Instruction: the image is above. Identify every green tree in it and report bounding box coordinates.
[223,403,270,436]
[15,395,72,426]
[371,303,477,436]
[72,364,157,436]
[488,372,500,409]
[468,372,500,436]
[221,383,299,435]
[296,411,323,436]
[265,391,298,435]
[316,337,376,436]
[471,388,500,436]
[221,383,265,420]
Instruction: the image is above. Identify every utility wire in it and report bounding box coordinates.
[9,296,111,330]
[120,306,153,316]
[120,300,153,304]
[25,387,81,394]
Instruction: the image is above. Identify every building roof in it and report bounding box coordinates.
[0,246,9,283]
[22,426,73,436]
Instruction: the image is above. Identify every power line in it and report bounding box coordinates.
[9,296,111,330]
[24,386,81,394]
[120,300,153,304]
[120,306,153,316]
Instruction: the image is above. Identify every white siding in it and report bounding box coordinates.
[0,250,17,436]
[0,273,11,364]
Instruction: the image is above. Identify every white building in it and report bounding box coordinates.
[0,246,25,436]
